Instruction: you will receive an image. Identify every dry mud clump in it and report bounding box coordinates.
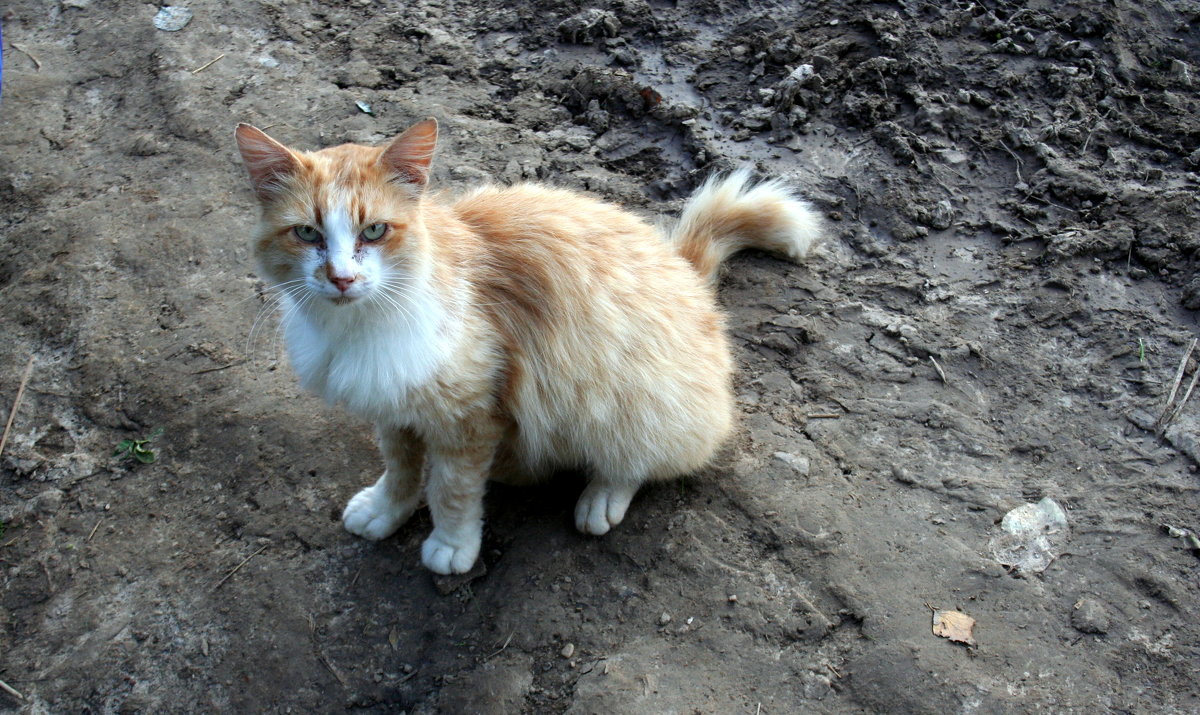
[2,0,1200,712]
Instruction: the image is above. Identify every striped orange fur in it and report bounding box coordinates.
[235,118,822,574]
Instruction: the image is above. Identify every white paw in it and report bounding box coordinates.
[420,526,481,575]
[342,484,417,541]
[575,482,638,536]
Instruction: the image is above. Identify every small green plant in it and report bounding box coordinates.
[113,427,164,464]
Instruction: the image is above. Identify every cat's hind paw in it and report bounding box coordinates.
[342,484,417,541]
[421,526,481,575]
[575,482,638,536]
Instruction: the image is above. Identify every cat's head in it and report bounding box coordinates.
[234,119,439,309]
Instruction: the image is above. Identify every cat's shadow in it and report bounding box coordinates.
[486,472,667,556]
[486,472,583,527]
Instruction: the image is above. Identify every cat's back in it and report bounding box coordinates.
[451,183,660,254]
[447,181,714,346]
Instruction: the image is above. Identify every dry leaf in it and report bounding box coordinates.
[932,609,977,647]
[389,626,400,650]
[639,86,663,107]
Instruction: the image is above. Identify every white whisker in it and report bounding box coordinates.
[245,284,307,355]
[233,278,308,309]
[375,286,416,324]
[273,290,313,363]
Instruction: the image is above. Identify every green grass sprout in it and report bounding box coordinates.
[113,427,165,465]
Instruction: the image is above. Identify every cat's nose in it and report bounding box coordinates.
[325,263,359,292]
[329,274,357,292]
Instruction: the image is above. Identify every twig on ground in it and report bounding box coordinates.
[0,677,24,701]
[87,519,103,543]
[806,413,842,419]
[997,139,1024,184]
[484,630,515,661]
[1022,191,1075,213]
[1161,339,1195,412]
[1157,338,1197,433]
[213,543,269,590]
[192,360,244,375]
[1162,368,1199,433]
[1080,109,1112,156]
[191,54,225,74]
[0,356,35,461]
[929,355,947,384]
[10,43,41,70]
[318,653,348,686]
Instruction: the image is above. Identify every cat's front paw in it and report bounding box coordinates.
[420,526,481,575]
[342,484,417,541]
[575,482,638,536]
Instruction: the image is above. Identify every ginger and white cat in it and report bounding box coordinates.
[235,118,821,574]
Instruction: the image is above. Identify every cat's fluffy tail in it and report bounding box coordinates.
[670,169,822,285]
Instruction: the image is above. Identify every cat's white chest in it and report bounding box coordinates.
[284,298,445,422]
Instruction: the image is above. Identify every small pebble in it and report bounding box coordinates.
[773,452,811,475]
[1071,597,1111,635]
[36,489,65,514]
[659,612,672,626]
[728,594,738,604]
[153,6,193,31]
[560,643,575,658]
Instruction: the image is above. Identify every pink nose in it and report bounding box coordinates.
[325,264,358,292]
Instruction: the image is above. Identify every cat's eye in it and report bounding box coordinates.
[294,225,323,243]
[360,223,388,242]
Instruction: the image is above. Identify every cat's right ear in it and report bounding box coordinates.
[235,124,299,201]
[380,118,438,188]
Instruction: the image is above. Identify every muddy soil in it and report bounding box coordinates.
[3,0,1200,712]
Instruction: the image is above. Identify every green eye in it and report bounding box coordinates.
[360,223,387,241]
[294,225,323,243]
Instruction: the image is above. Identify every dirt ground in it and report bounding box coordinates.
[2,0,1200,712]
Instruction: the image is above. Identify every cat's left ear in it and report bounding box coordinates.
[380,118,439,188]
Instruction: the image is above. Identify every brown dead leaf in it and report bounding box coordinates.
[932,609,977,647]
[639,86,663,107]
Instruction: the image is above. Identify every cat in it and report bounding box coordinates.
[235,117,822,574]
